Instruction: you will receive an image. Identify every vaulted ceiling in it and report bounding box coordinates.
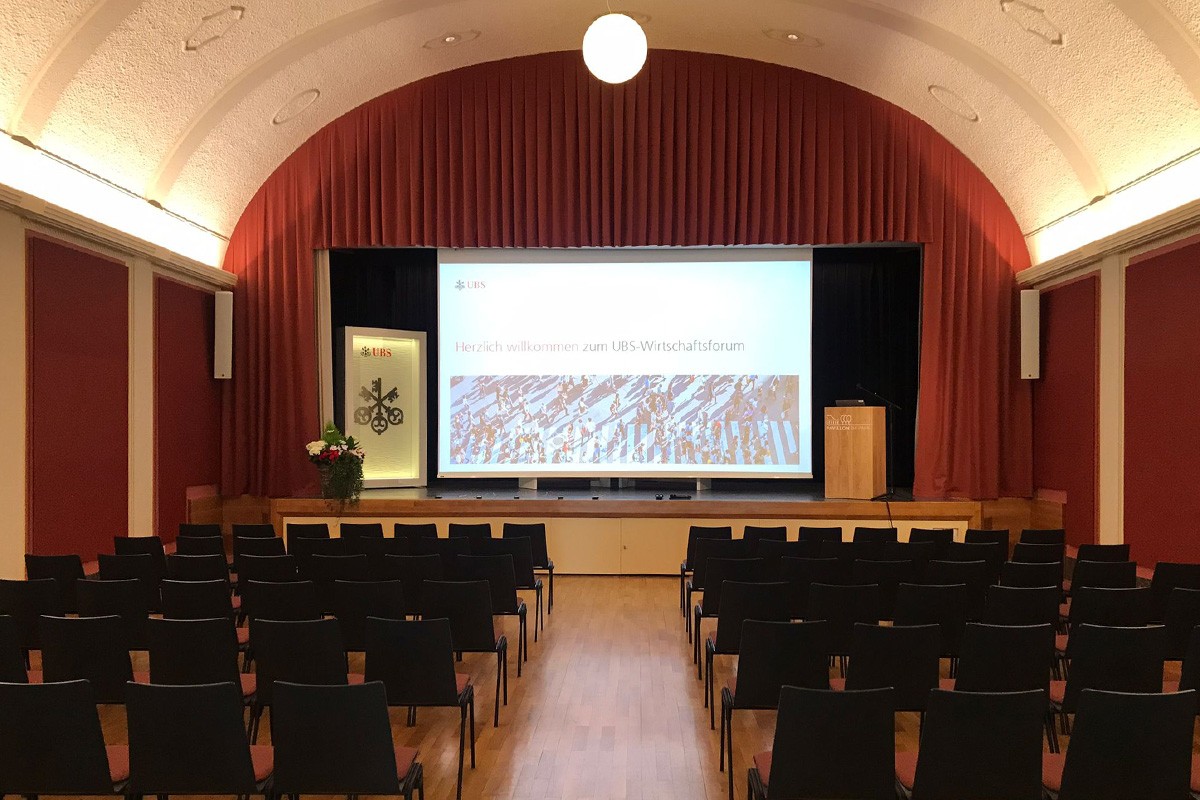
[4,0,1200,265]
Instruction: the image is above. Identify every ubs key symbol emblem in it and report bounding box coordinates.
[355,378,404,435]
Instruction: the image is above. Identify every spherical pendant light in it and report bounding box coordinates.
[582,13,647,84]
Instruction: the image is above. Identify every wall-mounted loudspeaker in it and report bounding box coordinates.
[1020,288,1040,380]
[214,290,233,379]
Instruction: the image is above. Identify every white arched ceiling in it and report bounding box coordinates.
[4,0,1200,264]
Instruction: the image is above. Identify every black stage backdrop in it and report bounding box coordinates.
[329,246,921,488]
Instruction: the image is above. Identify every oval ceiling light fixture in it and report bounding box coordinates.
[764,28,823,47]
[583,13,648,84]
[272,88,320,126]
[423,30,481,49]
[928,84,980,123]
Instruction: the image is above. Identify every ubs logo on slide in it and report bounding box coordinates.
[454,279,486,290]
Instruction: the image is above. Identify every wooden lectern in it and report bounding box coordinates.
[824,406,887,500]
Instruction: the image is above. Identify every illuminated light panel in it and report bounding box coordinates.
[1027,150,1200,264]
[0,135,227,267]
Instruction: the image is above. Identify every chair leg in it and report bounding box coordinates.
[457,704,466,800]
[547,565,554,613]
[726,705,736,800]
[708,656,716,729]
[680,566,686,612]
[719,697,726,772]
[494,650,502,727]
[1045,709,1059,753]
[469,693,477,768]
[534,586,542,641]
[503,643,509,704]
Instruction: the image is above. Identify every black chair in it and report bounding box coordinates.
[457,554,528,673]
[692,557,767,667]
[287,522,331,540]
[1165,624,1200,705]
[39,615,140,703]
[112,536,167,581]
[159,579,247,653]
[896,688,1046,800]
[126,681,272,796]
[747,685,895,800]
[448,522,492,543]
[1000,560,1063,588]
[175,535,227,558]
[837,623,940,717]
[820,540,894,564]
[777,556,844,618]
[384,553,445,617]
[24,554,84,613]
[473,536,545,635]
[952,622,1057,748]
[146,617,255,721]
[851,560,914,621]
[364,617,475,799]
[97,553,161,612]
[420,580,508,726]
[893,541,938,579]
[0,577,62,655]
[179,523,222,538]
[413,536,472,579]
[797,526,842,544]
[305,553,372,610]
[1019,527,1065,544]
[1067,559,1136,594]
[965,529,1010,549]
[237,553,300,589]
[231,522,277,538]
[340,521,384,539]
[248,617,358,742]
[1163,587,1200,660]
[330,579,407,650]
[1075,543,1130,562]
[907,528,953,558]
[500,522,555,615]
[718,620,830,796]
[680,525,733,612]
[0,616,29,682]
[743,525,787,549]
[807,582,882,672]
[982,585,1061,627]
[289,536,356,561]
[166,553,229,582]
[0,680,130,796]
[242,579,322,621]
[1043,689,1195,800]
[853,526,898,544]
[756,539,821,566]
[1012,541,1065,565]
[76,578,151,650]
[395,522,439,539]
[893,582,969,660]
[1150,562,1200,623]
[1058,588,1152,666]
[923,560,990,619]
[943,541,1004,584]
[704,581,791,723]
[271,681,423,800]
[349,536,410,574]
[232,536,287,574]
[687,538,754,636]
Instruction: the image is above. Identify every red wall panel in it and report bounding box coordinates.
[27,235,128,560]
[154,277,221,542]
[1126,237,1200,565]
[1032,277,1099,547]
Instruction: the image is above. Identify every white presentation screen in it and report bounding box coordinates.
[437,248,813,478]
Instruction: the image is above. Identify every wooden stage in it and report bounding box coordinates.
[252,485,1061,576]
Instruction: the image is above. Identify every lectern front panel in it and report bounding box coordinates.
[824,407,886,499]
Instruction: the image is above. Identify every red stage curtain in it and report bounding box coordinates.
[222,50,1032,500]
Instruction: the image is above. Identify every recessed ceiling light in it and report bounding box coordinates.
[272,89,320,126]
[928,85,980,122]
[423,30,481,49]
[764,29,823,47]
[183,5,245,52]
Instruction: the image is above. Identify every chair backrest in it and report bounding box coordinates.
[39,614,132,703]
[236,553,299,585]
[1061,624,1167,713]
[23,554,84,613]
[232,536,287,570]
[290,536,355,560]
[731,620,830,708]
[0,680,118,794]
[1150,562,1200,622]
[1164,587,1200,660]
[778,557,847,618]
[845,623,941,712]
[363,616,463,706]
[160,579,235,620]
[306,554,372,585]
[1019,527,1065,544]
[892,582,969,657]
[348,535,410,569]
[448,522,492,542]
[340,522,384,539]
[271,680,402,795]
[114,536,168,573]
[1058,689,1195,800]
[179,523,222,538]
[250,618,351,706]
[964,529,1010,549]
[755,539,821,565]
[1071,560,1137,592]
[1178,625,1200,697]
[852,526,898,544]
[471,536,538,586]
[999,560,1063,588]
[981,585,1061,626]
[330,580,407,650]
[0,578,62,649]
[698,558,766,616]
[797,526,842,544]
[395,522,439,540]
[954,623,1055,693]
[742,525,787,547]
[76,578,151,650]
[820,540,893,564]
[242,579,322,621]
[893,541,938,574]
[691,538,754,586]
[712,581,791,653]
[850,559,915,620]
[907,528,953,557]
[684,525,733,568]
[943,542,1004,583]
[0,616,27,682]
[1011,541,1065,565]
[457,554,523,614]
[147,616,241,686]
[287,522,331,540]
[383,554,444,615]
[231,522,277,538]
[912,689,1048,800]
[764,686,896,800]
[502,522,551,566]
[807,583,882,655]
[97,553,161,610]
[166,553,229,582]
[126,681,259,794]
[1067,587,1152,631]
[412,536,471,578]
[922,560,990,618]
[175,536,226,557]
[420,580,498,652]
[1075,543,1130,562]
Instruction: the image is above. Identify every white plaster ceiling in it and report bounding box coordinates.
[4,0,1200,252]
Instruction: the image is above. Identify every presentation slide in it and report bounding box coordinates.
[437,249,813,477]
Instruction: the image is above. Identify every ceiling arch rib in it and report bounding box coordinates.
[10,0,143,140]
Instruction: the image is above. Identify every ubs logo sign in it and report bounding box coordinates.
[454,279,486,290]
[360,346,392,358]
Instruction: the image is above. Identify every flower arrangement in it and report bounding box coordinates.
[306,422,365,504]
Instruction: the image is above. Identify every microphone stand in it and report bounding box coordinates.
[855,383,902,503]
